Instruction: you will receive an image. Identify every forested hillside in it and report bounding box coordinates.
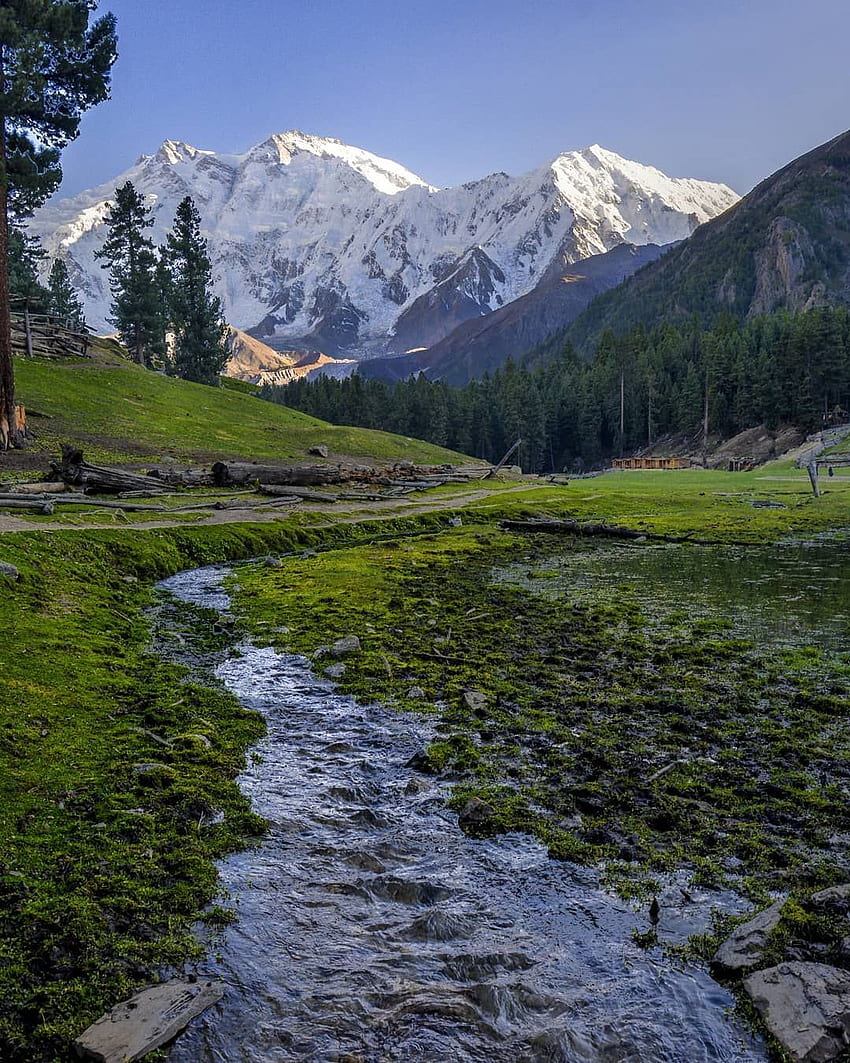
[264,307,850,470]
[563,128,850,355]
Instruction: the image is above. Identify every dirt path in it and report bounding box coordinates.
[0,483,550,536]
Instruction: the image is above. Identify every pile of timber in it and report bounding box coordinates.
[212,460,481,491]
[49,446,484,504]
[11,312,92,359]
[0,486,167,515]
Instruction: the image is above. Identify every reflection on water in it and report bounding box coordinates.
[160,566,765,1063]
[493,536,850,652]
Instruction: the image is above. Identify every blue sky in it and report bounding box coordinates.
[57,0,850,199]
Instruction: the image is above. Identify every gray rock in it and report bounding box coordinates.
[744,962,850,1062]
[0,562,20,580]
[712,899,786,974]
[324,662,347,679]
[262,555,282,568]
[132,762,167,775]
[405,748,432,772]
[404,777,433,795]
[406,686,426,699]
[809,883,850,908]
[311,645,330,660]
[458,797,495,832]
[74,978,225,1062]
[331,635,361,656]
[308,444,329,458]
[462,689,488,713]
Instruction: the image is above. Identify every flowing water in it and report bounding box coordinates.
[160,565,765,1063]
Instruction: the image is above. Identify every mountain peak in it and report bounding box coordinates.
[33,130,737,351]
[247,130,434,195]
[152,140,209,166]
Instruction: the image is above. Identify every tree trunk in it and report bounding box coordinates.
[0,76,23,450]
[51,445,163,493]
[212,461,351,487]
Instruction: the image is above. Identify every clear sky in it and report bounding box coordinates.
[55,0,850,200]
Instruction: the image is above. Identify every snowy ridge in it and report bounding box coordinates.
[30,132,739,355]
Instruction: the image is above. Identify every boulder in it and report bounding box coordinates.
[74,979,224,1062]
[809,884,850,909]
[462,689,488,714]
[324,663,347,679]
[331,635,361,656]
[711,899,785,974]
[405,748,433,772]
[458,796,495,833]
[406,686,426,699]
[0,562,20,580]
[744,962,850,1062]
[308,444,329,458]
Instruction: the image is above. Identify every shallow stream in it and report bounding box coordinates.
[161,565,765,1063]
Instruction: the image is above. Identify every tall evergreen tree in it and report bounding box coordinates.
[95,182,160,366]
[0,1,116,448]
[47,258,85,329]
[164,196,227,386]
[8,228,49,310]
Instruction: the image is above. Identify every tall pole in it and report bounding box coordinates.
[647,379,653,446]
[620,371,625,457]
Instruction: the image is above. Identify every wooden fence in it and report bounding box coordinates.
[10,306,92,359]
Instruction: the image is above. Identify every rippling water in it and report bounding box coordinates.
[161,566,765,1063]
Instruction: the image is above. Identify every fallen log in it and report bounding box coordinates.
[259,484,338,503]
[0,481,69,495]
[212,496,299,510]
[213,461,351,488]
[50,497,166,512]
[147,466,215,487]
[52,445,162,494]
[0,500,54,514]
[0,491,83,502]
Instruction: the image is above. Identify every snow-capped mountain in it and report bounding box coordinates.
[30,132,739,356]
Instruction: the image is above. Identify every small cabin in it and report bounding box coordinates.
[612,456,691,470]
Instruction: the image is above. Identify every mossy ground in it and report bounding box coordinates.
[230,524,850,904]
[1,462,849,1061]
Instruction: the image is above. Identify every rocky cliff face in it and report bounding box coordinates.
[30,132,738,358]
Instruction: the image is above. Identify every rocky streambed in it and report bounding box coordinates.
[159,564,766,1063]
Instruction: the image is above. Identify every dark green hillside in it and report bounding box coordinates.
[565,128,850,354]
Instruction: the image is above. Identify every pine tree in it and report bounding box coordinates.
[95,182,161,367]
[0,1,116,447]
[8,228,49,310]
[47,258,85,329]
[164,196,227,386]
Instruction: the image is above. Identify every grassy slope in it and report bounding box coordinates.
[13,349,468,466]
